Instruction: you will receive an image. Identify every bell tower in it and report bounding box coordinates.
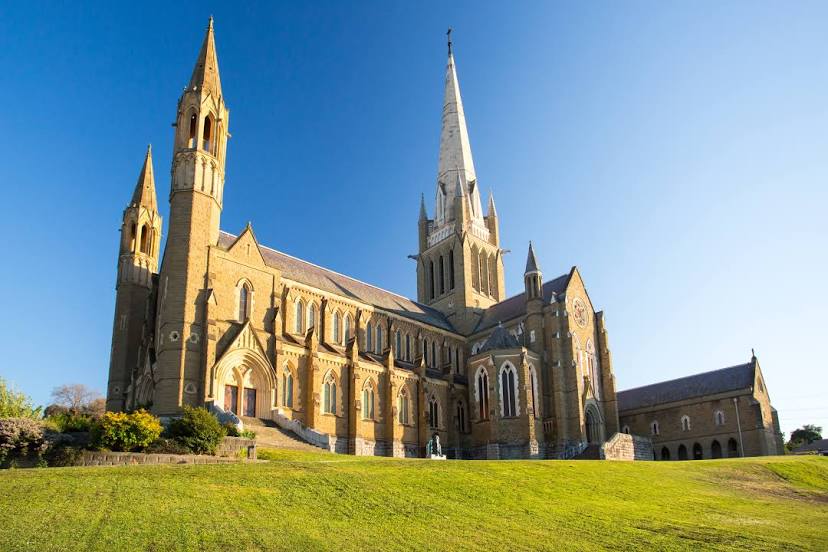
[153,18,230,415]
[107,146,162,411]
[416,31,505,333]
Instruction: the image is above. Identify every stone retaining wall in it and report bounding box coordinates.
[76,451,241,466]
[217,437,257,459]
[601,433,654,461]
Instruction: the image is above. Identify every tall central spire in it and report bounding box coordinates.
[436,30,483,225]
[188,17,222,97]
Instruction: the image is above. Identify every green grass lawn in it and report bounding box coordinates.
[0,451,826,551]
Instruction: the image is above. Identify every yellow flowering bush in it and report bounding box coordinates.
[91,409,162,451]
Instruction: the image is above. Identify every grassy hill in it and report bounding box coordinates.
[0,450,826,551]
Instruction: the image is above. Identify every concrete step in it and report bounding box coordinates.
[240,417,325,452]
[573,443,602,460]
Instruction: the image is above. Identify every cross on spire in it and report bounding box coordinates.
[447,27,452,55]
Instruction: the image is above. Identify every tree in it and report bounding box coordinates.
[786,424,822,450]
[50,384,103,415]
[0,378,42,419]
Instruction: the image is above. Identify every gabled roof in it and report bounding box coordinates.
[473,273,571,334]
[617,361,757,412]
[478,325,520,353]
[217,232,455,332]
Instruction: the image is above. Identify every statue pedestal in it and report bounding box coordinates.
[429,454,446,460]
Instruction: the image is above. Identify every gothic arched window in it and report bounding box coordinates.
[476,368,489,420]
[139,224,150,255]
[362,382,375,420]
[681,415,691,432]
[344,314,352,344]
[439,255,445,295]
[375,325,382,354]
[282,366,294,408]
[306,303,316,331]
[500,362,518,417]
[405,334,411,361]
[238,282,251,322]
[294,299,304,334]
[714,410,725,426]
[398,388,410,425]
[202,115,213,153]
[188,112,197,148]
[322,373,337,415]
[456,400,466,433]
[529,365,539,419]
[449,249,455,290]
[365,322,373,351]
[428,261,435,300]
[651,421,660,436]
[333,312,342,344]
[428,396,439,429]
[395,330,402,360]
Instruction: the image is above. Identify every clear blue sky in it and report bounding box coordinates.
[1,2,825,436]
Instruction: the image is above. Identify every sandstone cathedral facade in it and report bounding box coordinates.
[106,19,624,459]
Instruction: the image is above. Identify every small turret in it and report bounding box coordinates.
[118,145,162,288]
[486,190,499,245]
[524,242,543,300]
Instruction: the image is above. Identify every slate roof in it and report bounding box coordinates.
[473,273,571,334]
[478,325,520,353]
[792,439,828,453]
[617,361,756,412]
[217,232,455,332]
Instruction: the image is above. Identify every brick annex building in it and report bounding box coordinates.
[106,20,782,459]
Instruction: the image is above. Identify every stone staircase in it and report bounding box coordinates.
[572,443,602,460]
[240,417,326,452]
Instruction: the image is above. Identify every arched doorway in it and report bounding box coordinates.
[727,438,739,458]
[585,407,601,444]
[661,447,670,461]
[678,444,688,460]
[214,347,276,420]
[692,442,703,460]
[711,440,722,459]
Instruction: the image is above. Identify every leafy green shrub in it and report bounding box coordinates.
[44,445,83,467]
[0,378,42,419]
[91,410,162,452]
[48,412,94,433]
[144,438,190,455]
[168,406,226,455]
[223,423,255,440]
[0,418,47,467]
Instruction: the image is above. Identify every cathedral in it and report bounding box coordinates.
[106,18,623,459]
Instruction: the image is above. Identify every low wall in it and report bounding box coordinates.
[217,437,257,459]
[76,451,241,467]
[601,433,654,461]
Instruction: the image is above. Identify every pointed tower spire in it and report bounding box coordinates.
[189,17,222,97]
[419,193,428,220]
[487,190,497,218]
[525,241,540,274]
[524,242,543,300]
[437,29,483,222]
[131,145,157,210]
